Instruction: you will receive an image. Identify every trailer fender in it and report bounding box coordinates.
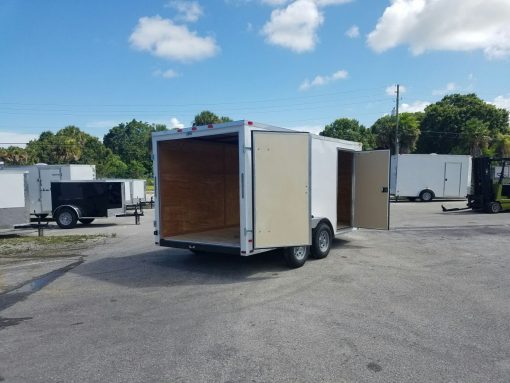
[53,205,82,219]
[311,217,334,235]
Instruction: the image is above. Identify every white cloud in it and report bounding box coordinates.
[345,25,359,38]
[166,1,204,22]
[0,132,39,148]
[400,100,430,113]
[169,117,185,129]
[299,69,348,90]
[367,0,510,59]
[289,124,324,134]
[261,0,351,6]
[432,82,457,96]
[491,95,510,112]
[129,16,219,62]
[153,68,180,79]
[385,84,407,96]
[261,0,289,5]
[261,0,324,53]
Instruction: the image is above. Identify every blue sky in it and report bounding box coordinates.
[1,0,509,146]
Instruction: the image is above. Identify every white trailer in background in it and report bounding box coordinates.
[152,120,390,268]
[103,179,147,205]
[0,164,96,215]
[390,154,471,201]
[0,171,30,229]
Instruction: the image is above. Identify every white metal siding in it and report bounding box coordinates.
[0,173,26,208]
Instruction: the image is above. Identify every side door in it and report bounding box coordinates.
[39,168,62,212]
[353,150,390,230]
[443,162,462,197]
[252,131,311,249]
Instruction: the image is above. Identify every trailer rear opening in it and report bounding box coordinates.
[337,150,354,229]
[158,133,240,247]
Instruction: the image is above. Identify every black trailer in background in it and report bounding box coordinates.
[51,181,125,228]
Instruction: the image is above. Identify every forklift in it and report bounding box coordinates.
[442,157,510,214]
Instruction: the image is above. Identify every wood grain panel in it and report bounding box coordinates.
[158,138,239,237]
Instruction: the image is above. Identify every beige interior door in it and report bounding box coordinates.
[353,150,390,230]
[252,131,311,248]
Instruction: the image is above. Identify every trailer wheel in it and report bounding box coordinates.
[486,201,502,214]
[55,207,78,229]
[419,189,434,202]
[283,246,309,268]
[311,223,332,259]
[79,218,95,225]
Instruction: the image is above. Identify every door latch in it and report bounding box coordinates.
[381,187,388,193]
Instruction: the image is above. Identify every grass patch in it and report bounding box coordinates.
[0,234,108,259]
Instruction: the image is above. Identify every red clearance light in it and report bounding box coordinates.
[207,124,214,129]
[248,239,253,243]
[192,127,198,131]
[247,121,254,126]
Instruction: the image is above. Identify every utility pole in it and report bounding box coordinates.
[395,84,400,155]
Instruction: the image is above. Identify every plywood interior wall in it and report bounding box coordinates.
[158,138,240,237]
[337,151,353,228]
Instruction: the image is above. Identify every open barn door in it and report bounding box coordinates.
[353,150,390,230]
[252,131,311,249]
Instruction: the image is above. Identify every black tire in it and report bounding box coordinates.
[419,189,434,202]
[486,201,502,214]
[311,223,332,259]
[79,218,95,225]
[55,207,78,229]
[283,246,309,268]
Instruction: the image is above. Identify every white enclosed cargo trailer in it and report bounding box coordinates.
[102,179,147,204]
[390,154,471,201]
[152,120,390,268]
[0,171,30,228]
[1,164,95,215]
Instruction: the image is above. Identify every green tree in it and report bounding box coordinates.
[96,153,128,178]
[103,120,167,177]
[455,119,492,157]
[492,134,510,157]
[370,113,421,154]
[0,146,31,165]
[320,118,375,150]
[26,126,105,164]
[417,94,510,154]
[192,111,232,126]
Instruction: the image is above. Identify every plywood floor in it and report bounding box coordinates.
[165,226,240,247]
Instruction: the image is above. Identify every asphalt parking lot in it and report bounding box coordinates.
[1,201,510,382]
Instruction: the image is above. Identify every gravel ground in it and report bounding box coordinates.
[0,201,509,382]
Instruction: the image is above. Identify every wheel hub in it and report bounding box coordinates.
[293,246,306,260]
[318,230,330,252]
[60,211,73,226]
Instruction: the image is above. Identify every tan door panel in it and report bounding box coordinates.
[252,131,311,248]
[353,150,390,230]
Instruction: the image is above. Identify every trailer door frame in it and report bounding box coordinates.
[251,130,311,249]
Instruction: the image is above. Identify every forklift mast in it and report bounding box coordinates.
[469,157,492,209]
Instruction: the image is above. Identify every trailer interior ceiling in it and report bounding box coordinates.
[158,133,240,246]
[337,150,354,229]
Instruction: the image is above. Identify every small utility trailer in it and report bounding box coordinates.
[152,120,390,268]
[391,154,471,201]
[50,180,126,228]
